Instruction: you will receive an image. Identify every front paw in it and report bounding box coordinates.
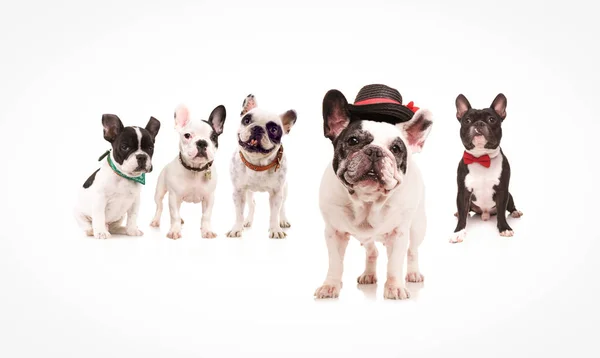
[510,210,523,218]
[500,229,514,237]
[384,280,411,300]
[150,219,160,228]
[406,272,424,283]
[269,228,287,239]
[167,229,182,240]
[126,227,144,236]
[93,229,111,239]
[226,226,243,238]
[201,229,217,239]
[243,220,253,228]
[449,229,466,243]
[357,272,377,285]
[314,282,341,299]
[279,220,291,228]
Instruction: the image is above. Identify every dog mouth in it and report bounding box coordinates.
[238,136,274,154]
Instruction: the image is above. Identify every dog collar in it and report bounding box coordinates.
[463,151,491,168]
[99,150,145,185]
[240,146,283,172]
[178,153,213,179]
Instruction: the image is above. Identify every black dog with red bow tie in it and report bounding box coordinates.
[450,93,523,243]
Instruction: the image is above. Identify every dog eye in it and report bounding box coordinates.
[488,117,496,123]
[120,144,129,151]
[184,133,191,139]
[464,117,472,124]
[269,127,278,134]
[391,145,401,154]
[347,136,359,146]
[243,117,251,125]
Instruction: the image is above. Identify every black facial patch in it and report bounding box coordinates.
[265,121,283,144]
[389,137,408,174]
[111,127,139,165]
[332,121,374,174]
[83,168,100,189]
[139,128,155,157]
[459,109,503,150]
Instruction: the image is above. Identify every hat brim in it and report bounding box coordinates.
[347,103,414,125]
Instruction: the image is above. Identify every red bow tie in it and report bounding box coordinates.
[463,151,491,168]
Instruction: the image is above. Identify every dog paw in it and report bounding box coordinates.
[481,212,490,221]
[226,228,243,238]
[406,272,424,283]
[243,220,253,228]
[314,283,341,299]
[449,229,466,243]
[85,229,94,237]
[279,220,291,228]
[269,229,287,239]
[126,227,144,236]
[510,210,523,218]
[500,229,514,237]
[201,229,217,239]
[384,281,411,300]
[94,230,111,240]
[149,220,160,228]
[167,230,182,240]
[357,272,377,285]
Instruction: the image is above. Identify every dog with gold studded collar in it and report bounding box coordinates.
[150,104,226,240]
[226,94,297,239]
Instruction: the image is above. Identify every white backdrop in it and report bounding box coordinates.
[1,0,599,357]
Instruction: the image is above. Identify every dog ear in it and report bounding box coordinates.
[102,114,124,143]
[280,110,297,134]
[323,89,350,141]
[491,93,507,120]
[174,104,190,129]
[240,94,257,116]
[145,116,161,141]
[455,94,471,120]
[208,105,227,135]
[398,108,433,154]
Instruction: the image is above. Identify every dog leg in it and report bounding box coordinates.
[150,170,167,227]
[167,193,183,240]
[243,191,255,228]
[495,189,514,237]
[75,212,94,236]
[314,228,349,299]
[124,196,143,236]
[357,241,378,284]
[406,208,425,282]
[226,189,246,237]
[507,192,523,218]
[279,182,291,228]
[91,196,110,239]
[268,189,286,239]
[450,186,471,243]
[201,192,217,238]
[384,228,411,299]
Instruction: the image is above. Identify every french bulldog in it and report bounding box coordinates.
[150,104,226,240]
[314,87,433,300]
[226,94,297,239]
[74,114,161,239]
[450,93,523,243]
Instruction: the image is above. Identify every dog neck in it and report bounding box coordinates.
[466,146,501,158]
[239,145,281,167]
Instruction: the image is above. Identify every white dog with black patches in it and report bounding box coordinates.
[75,114,161,239]
[226,94,297,239]
[150,104,226,239]
[314,85,433,300]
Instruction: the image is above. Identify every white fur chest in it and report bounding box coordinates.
[104,177,139,220]
[464,151,503,211]
[230,153,288,192]
[179,174,214,204]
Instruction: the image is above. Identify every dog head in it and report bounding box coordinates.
[322,89,433,200]
[102,114,161,177]
[456,93,507,151]
[174,104,226,165]
[237,94,297,158]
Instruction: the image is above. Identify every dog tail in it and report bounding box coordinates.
[240,94,257,116]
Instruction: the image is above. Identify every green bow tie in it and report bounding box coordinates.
[99,150,145,185]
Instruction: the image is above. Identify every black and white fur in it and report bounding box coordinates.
[75,115,161,239]
[150,104,226,239]
[314,89,433,300]
[450,93,523,243]
[226,94,297,239]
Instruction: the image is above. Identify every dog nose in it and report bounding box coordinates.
[136,154,147,164]
[474,121,486,128]
[196,140,208,148]
[364,146,384,160]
